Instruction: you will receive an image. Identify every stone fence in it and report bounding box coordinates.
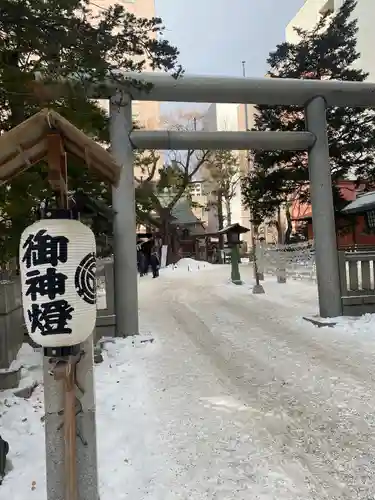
[95,259,115,340]
[0,279,24,389]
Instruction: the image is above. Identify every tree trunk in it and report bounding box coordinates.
[217,192,224,259]
[224,197,232,226]
[284,205,293,245]
[161,218,179,265]
[277,206,284,244]
[161,218,171,264]
[217,192,224,232]
[161,217,170,246]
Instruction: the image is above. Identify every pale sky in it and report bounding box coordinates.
[155,0,304,112]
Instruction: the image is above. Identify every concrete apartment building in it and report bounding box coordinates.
[286,0,375,80]
[202,102,280,245]
[93,0,161,232]
[93,0,160,129]
[238,103,284,244]
[202,104,253,246]
[93,2,210,234]
[188,181,209,226]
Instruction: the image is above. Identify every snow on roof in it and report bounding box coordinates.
[342,191,375,214]
[217,223,250,234]
[171,200,201,225]
[0,109,120,186]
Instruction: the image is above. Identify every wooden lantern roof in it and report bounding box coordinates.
[217,223,250,235]
[0,108,121,186]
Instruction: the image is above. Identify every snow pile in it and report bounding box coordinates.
[331,312,375,338]
[4,262,375,498]
[0,383,45,497]
[0,336,156,500]
[166,257,213,274]
[0,343,43,388]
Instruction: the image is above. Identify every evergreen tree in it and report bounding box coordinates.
[0,0,181,262]
[242,0,375,232]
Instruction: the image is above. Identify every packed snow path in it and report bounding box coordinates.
[136,265,375,499]
[3,262,375,499]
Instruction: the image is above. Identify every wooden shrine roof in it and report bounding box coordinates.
[0,109,121,186]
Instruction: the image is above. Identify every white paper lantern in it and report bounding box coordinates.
[19,219,97,348]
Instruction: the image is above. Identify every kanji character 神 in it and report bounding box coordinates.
[25,268,67,301]
[22,229,69,269]
[28,300,74,335]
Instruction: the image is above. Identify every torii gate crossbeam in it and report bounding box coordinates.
[64,71,375,106]
[87,71,375,334]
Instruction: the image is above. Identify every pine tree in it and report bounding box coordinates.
[0,0,181,262]
[242,0,375,232]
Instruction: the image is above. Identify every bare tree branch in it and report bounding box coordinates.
[167,150,211,210]
[134,150,160,184]
[135,112,211,229]
[136,207,161,228]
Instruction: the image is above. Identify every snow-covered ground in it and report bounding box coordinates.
[2,259,375,499]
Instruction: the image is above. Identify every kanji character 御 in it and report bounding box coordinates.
[22,229,69,269]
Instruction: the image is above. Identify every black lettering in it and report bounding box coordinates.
[28,300,74,335]
[25,268,67,301]
[22,229,69,269]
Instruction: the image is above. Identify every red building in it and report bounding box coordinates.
[292,180,375,248]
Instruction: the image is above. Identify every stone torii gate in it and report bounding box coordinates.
[43,72,375,331]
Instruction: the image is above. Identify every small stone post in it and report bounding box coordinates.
[256,241,265,281]
[230,244,242,285]
[276,246,287,284]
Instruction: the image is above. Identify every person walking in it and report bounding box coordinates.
[137,242,147,277]
[150,244,160,278]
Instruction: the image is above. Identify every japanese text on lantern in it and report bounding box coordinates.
[22,229,74,336]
